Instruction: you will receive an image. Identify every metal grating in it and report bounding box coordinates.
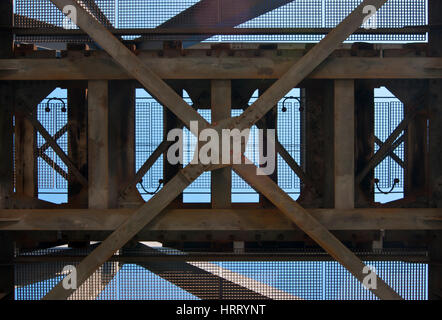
[33,90,303,202]
[29,88,406,205]
[118,0,199,29]
[226,0,427,43]
[135,93,296,202]
[374,98,404,195]
[15,0,116,43]
[135,98,164,197]
[324,0,427,42]
[226,0,324,42]
[277,96,302,197]
[36,98,69,193]
[14,246,428,300]
[15,0,115,28]
[14,0,427,44]
[33,90,405,201]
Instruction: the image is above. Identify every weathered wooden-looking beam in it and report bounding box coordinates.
[303,81,334,207]
[229,0,399,299]
[50,0,208,132]
[39,153,69,181]
[67,86,88,205]
[235,0,388,131]
[0,7,13,292]
[0,0,14,215]
[68,261,121,300]
[108,80,142,208]
[405,104,428,200]
[335,80,355,210]
[258,83,278,207]
[39,124,68,156]
[44,0,400,300]
[45,0,212,299]
[145,0,293,46]
[163,81,186,205]
[43,162,210,300]
[14,82,89,189]
[355,80,375,207]
[13,82,85,195]
[11,84,52,204]
[374,136,404,168]
[119,140,173,201]
[0,14,13,296]
[1,208,442,231]
[211,80,232,208]
[0,0,13,58]
[14,113,37,198]
[88,80,109,210]
[24,114,89,184]
[385,80,428,201]
[2,56,442,81]
[428,0,442,301]
[257,117,317,201]
[356,106,421,185]
[233,163,401,300]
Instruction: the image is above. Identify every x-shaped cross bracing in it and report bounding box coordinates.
[44,0,401,300]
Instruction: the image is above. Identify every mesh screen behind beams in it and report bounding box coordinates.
[14,0,427,43]
[14,247,428,300]
[33,89,404,199]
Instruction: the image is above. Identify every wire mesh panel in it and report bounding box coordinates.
[324,0,427,42]
[223,0,427,43]
[32,88,404,203]
[134,90,302,203]
[323,260,427,300]
[211,261,322,299]
[15,0,116,43]
[225,0,324,43]
[12,117,16,191]
[36,98,69,197]
[135,97,164,198]
[97,263,200,300]
[14,0,427,43]
[15,0,115,28]
[118,0,199,29]
[277,93,302,199]
[14,247,428,300]
[374,97,404,197]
